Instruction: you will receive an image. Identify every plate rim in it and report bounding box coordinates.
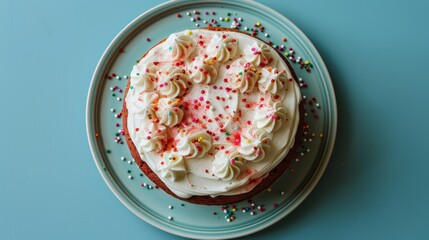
[86,0,338,239]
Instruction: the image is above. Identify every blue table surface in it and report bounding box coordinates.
[1,0,428,239]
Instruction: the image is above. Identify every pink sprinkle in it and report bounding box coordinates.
[199,96,204,101]
[146,37,150,41]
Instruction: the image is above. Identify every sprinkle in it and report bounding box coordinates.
[176,13,182,18]
[187,30,192,35]
[168,216,173,220]
[265,33,269,37]
[128,175,133,180]
[190,17,195,22]
[110,108,115,112]
[282,37,287,42]
[186,12,191,16]
[255,22,261,27]
[146,37,150,42]
[168,205,173,209]
[117,97,122,101]
[121,156,126,161]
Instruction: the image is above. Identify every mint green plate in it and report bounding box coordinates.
[86,0,337,239]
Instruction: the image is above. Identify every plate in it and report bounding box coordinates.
[86,0,337,239]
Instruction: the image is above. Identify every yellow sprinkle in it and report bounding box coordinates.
[267,188,272,192]
[198,137,203,142]
[225,17,229,22]
[305,60,310,65]
[246,139,251,144]
[319,133,324,138]
[256,22,261,26]
[187,30,192,35]
[284,52,289,57]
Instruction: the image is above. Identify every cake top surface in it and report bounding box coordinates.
[125,29,301,198]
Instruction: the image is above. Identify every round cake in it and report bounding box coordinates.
[123,27,302,205]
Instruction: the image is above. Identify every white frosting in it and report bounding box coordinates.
[238,130,271,162]
[130,62,157,91]
[155,97,184,127]
[212,149,244,181]
[165,33,195,61]
[228,60,259,93]
[176,130,212,159]
[126,29,301,198]
[158,153,187,182]
[189,57,219,84]
[255,101,287,133]
[206,33,238,62]
[258,67,286,94]
[136,122,167,153]
[158,66,189,98]
[244,42,276,67]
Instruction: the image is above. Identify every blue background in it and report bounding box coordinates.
[1,0,428,239]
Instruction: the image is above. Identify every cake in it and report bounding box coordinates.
[122,27,302,205]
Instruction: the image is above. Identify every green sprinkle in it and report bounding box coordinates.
[112,93,116,97]
[115,133,120,137]
[227,12,231,16]
[238,72,243,75]
[106,150,111,153]
[168,46,172,50]
[130,86,134,89]
[136,73,140,76]
[234,157,239,160]
[225,132,230,136]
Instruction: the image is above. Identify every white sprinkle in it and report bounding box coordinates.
[190,17,195,22]
[281,45,285,48]
[265,33,269,37]
[303,95,307,99]
[301,152,305,156]
[210,106,215,111]
[117,97,122,101]
[143,183,147,187]
[316,103,320,108]
[304,113,308,117]
[303,138,307,142]
[110,108,115,112]
[238,17,243,21]
[281,191,285,195]
[295,158,299,162]
[242,209,246,213]
[250,211,255,216]
[116,76,121,80]
[203,20,207,24]
[219,17,223,21]
[168,216,173,220]
[251,203,255,207]
[123,75,128,79]
[227,94,232,100]
[193,10,197,13]
[299,83,303,87]
[309,138,313,142]
[298,78,303,82]
[186,12,191,16]
[121,156,126,161]
[114,114,118,118]
[227,218,231,222]
[307,148,310,152]
[304,131,308,135]
[168,205,173,209]
[244,26,248,30]
[195,23,199,27]
[110,87,114,91]
[128,160,132,165]
[128,175,133,180]
[289,50,294,54]
[257,206,262,210]
[223,209,227,213]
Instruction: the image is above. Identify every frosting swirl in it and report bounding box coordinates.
[238,130,271,162]
[166,33,195,61]
[176,131,212,159]
[206,34,238,62]
[158,152,187,182]
[130,62,158,91]
[159,66,189,98]
[189,57,219,84]
[244,42,276,67]
[230,61,259,93]
[212,149,244,181]
[126,92,158,119]
[254,101,287,133]
[258,67,286,94]
[136,122,167,153]
[155,97,184,127]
